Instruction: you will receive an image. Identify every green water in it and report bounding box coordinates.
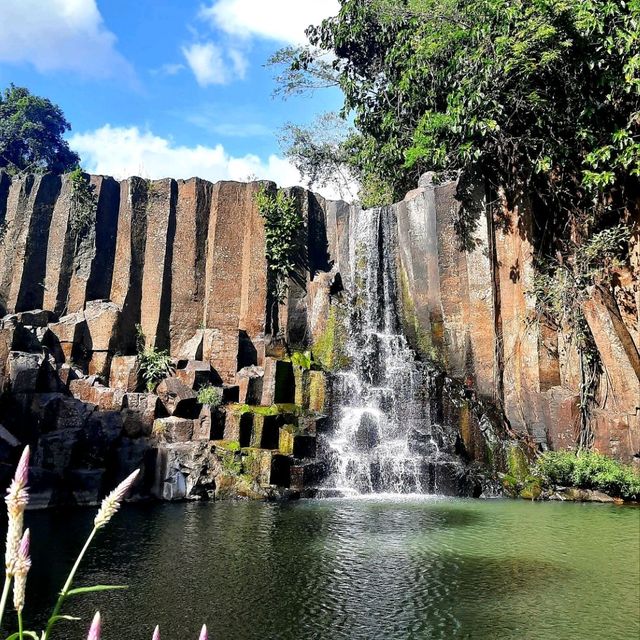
[9,497,640,639]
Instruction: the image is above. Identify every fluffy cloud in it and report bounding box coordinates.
[199,0,340,45]
[182,42,248,86]
[70,124,294,187]
[69,124,353,200]
[0,0,133,79]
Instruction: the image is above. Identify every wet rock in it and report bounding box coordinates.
[353,412,380,451]
[308,370,327,413]
[153,441,220,501]
[68,468,105,505]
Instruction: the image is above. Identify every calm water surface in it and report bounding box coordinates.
[8,497,640,640]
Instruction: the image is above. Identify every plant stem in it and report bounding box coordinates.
[42,526,97,640]
[17,609,23,640]
[0,575,12,629]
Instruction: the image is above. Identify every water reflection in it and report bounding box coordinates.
[3,498,638,640]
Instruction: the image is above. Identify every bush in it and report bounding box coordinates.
[197,385,223,408]
[534,450,640,500]
[136,324,174,392]
[534,450,576,485]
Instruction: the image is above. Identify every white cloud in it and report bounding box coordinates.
[182,41,248,86]
[0,0,133,79]
[69,124,354,200]
[200,0,340,45]
[151,63,186,77]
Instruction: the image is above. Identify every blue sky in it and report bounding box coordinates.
[0,0,343,196]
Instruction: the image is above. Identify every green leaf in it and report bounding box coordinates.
[5,631,40,640]
[66,584,128,597]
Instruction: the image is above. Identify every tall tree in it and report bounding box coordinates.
[0,84,79,175]
[277,0,640,219]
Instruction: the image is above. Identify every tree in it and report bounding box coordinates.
[0,84,79,175]
[278,0,640,220]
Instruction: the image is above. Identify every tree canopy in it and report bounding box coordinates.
[0,84,79,175]
[277,0,640,220]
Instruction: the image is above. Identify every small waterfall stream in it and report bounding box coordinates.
[323,206,461,495]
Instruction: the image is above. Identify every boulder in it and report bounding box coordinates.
[236,365,263,404]
[152,416,195,443]
[84,300,121,352]
[34,428,84,474]
[47,312,87,361]
[7,351,44,393]
[175,360,213,390]
[156,377,198,417]
[109,355,139,391]
[261,358,295,405]
[121,393,164,438]
[176,330,204,361]
[14,309,57,327]
[30,393,94,433]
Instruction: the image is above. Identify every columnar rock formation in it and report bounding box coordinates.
[0,169,637,507]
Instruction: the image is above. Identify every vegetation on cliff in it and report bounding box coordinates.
[275,0,639,214]
[503,448,640,501]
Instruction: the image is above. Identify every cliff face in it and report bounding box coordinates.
[0,170,637,506]
[0,173,340,377]
[389,180,640,463]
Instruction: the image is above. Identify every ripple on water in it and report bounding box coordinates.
[7,498,640,640]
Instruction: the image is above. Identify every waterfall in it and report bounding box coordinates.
[322,206,463,495]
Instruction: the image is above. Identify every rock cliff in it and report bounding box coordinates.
[0,170,637,506]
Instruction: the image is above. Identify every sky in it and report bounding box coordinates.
[0,0,344,196]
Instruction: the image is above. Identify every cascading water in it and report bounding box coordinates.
[323,206,464,495]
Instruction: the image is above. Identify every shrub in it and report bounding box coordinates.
[534,450,640,500]
[136,324,174,392]
[197,385,223,408]
[534,450,576,485]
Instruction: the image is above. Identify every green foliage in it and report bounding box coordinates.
[197,384,223,408]
[227,441,241,453]
[69,167,97,234]
[278,113,359,202]
[530,224,630,448]
[534,451,640,500]
[281,0,639,218]
[290,350,312,370]
[0,84,79,175]
[135,324,174,392]
[255,186,304,303]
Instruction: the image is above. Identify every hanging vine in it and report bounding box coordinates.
[255,185,303,304]
[530,224,630,450]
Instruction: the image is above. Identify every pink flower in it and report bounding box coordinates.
[12,529,31,612]
[14,446,30,487]
[94,469,140,529]
[152,625,160,640]
[5,446,30,577]
[198,624,208,640]
[87,611,101,640]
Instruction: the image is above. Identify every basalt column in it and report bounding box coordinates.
[204,181,265,383]
[110,177,149,353]
[168,178,211,355]
[139,178,177,350]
